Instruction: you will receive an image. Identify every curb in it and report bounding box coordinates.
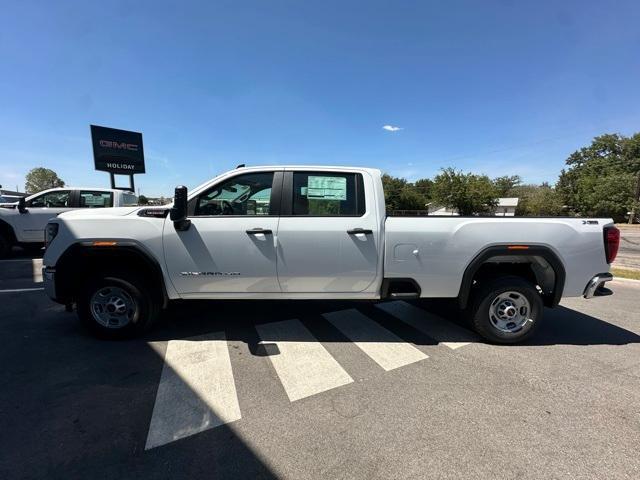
[611,277,640,284]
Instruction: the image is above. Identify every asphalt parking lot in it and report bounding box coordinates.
[1,255,639,480]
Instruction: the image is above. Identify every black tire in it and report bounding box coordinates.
[0,232,12,258]
[469,275,543,344]
[77,272,160,339]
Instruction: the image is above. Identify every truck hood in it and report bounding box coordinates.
[0,204,19,215]
[57,207,141,219]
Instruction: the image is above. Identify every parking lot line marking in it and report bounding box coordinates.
[0,287,44,293]
[323,309,428,371]
[145,331,241,450]
[376,301,475,350]
[256,319,353,402]
[32,259,43,283]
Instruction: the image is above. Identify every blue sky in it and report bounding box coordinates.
[1,1,639,196]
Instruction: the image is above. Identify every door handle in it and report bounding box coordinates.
[347,228,373,235]
[246,228,273,235]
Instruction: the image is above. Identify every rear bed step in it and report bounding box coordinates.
[389,292,420,298]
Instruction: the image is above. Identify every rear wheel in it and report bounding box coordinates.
[469,276,543,344]
[77,273,160,339]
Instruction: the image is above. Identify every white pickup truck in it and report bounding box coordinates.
[0,187,137,256]
[42,166,619,343]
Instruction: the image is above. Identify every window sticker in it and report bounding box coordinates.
[306,176,347,201]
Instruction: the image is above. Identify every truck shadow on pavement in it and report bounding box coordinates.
[523,305,640,346]
[150,299,640,348]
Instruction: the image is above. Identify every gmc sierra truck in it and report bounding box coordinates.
[42,166,619,343]
[0,187,137,256]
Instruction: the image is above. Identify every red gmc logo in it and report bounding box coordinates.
[99,140,139,151]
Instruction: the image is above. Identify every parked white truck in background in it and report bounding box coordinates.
[42,166,619,343]
[0,187,137,256]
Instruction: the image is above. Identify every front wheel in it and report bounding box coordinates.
[469,276,543,344]
[77,273,160,339]
[0,233,13,258]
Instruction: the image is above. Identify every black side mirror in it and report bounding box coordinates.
[170,186,191,231]
[18,197,27,214]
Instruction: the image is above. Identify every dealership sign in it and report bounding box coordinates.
[91,125,145,174]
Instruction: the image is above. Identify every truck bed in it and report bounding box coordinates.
[384,216,612,298]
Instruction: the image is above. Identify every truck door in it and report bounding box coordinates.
[276,170,380,293]
[163,170,282,295]
[20,189,75,242]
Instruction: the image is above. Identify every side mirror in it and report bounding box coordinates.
[18,197,27,214]
[170,186,191,231]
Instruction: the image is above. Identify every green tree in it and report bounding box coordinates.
[138,194,149,205]
[381,174,407,211]
[432,168,498,216]
[25,167,65,193]
[493,175,521,197]
[512,184,564,216]
[557,133,640,222]
[381,174,428,211]
[397,188,427,210]
[414,178,434,200]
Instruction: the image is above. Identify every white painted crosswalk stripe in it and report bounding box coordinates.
[144,305,474,446]
[145,331,242,450]
[376,301,475,349]
[323,309,428,371]
[255,319,353,402]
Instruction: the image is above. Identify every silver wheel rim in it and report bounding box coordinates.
[488,290,532,333]
[90,286,136,329]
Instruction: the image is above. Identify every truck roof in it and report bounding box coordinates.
[233,165,383,176]
[26,187,135,200]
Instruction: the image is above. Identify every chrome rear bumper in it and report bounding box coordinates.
[583,273,613,299]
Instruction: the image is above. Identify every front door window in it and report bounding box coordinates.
[194,172,274,216]
[28,191,71,208]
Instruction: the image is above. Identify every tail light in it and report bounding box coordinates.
[603,226,620,264]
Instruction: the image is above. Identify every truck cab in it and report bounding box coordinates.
[165,167,383,297]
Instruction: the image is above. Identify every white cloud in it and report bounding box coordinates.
[382,125,403,132]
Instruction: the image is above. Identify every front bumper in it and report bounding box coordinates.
[42,266,57,301]
[583,273,614,299]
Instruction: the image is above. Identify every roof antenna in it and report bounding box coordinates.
[236,163,245,169]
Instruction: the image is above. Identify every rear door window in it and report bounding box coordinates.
[292,172,365,216]
[79,191,113,208]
